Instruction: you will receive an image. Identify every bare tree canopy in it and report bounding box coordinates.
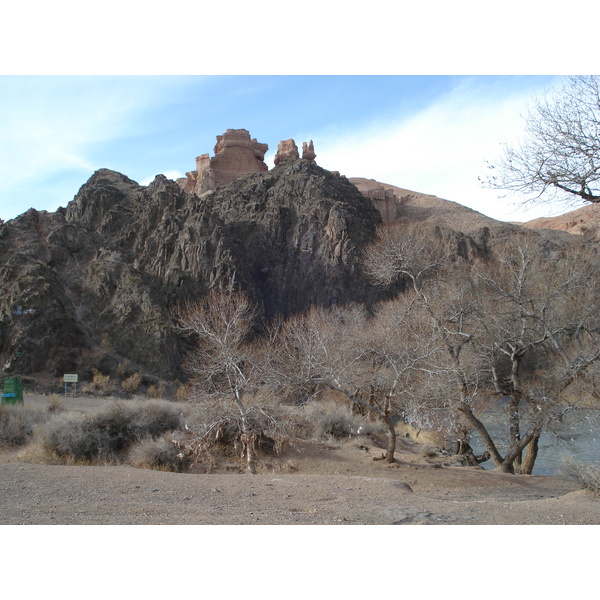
[173,289,262,473]
[362,223,600,474]
[482,75,600,207]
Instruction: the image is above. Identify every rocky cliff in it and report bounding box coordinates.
[0,159,381,386]
[176,128,269,195]
[2,136,600,392]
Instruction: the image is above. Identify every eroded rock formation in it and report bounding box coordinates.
[274,139,299,165]
[177,131,318,195]
[523,203,600,241]
[349,178,407,224]
[177,129,269,195]
[302,140,316,161]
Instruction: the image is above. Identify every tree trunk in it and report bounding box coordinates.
[457,403,504,467]
[519,432,540,475]
[508,395,522,471]
[244,435,257,475]
[383,415,396,463]
[235,388,256,474]
[501,425,540,474]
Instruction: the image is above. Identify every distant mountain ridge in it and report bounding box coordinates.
[521,203,600,241]
[350,176,600,242]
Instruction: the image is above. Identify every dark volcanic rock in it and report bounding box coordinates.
[4,159,598,392]
[0,161,381,385]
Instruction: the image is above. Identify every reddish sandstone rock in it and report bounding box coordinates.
[522,203,600,241]
[274,139,299,165]
[177,129,268,195]
[302,140,316,161]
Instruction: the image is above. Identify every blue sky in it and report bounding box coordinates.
[1,2,596,226]
[0,74,583,224]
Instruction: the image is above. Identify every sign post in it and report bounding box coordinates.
[2,377,24,404]
[63,374,78,397]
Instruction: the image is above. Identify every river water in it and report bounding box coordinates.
[468,406,600,476]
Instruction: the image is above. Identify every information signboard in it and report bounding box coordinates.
[63,374,78,396]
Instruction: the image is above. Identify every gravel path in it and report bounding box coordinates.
[1,453,597,525]
[1,394,598,525]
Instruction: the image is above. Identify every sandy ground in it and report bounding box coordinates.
[1,394,598,525]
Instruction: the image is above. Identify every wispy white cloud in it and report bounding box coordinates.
[0,76,587,224]
[0,76,200,219]
[301,77,577,222]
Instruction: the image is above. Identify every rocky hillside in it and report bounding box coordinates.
[2,135,599,392]
[348,177,600,257]
[522,202,600,241]
[0,159,382,387]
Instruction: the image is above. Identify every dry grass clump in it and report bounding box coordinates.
[301,400,385,441]
[0,404,50,447]
[147,382,167,399]
[31,400,186,465]
[116,360,131,378]
[46,394,65,413]
[81,369,112,395]
[560,455,600,495]
[175,384,192,401]
[121,372,143,394]
[129,432,189,472]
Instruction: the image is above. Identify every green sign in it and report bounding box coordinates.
[63,374,78,383]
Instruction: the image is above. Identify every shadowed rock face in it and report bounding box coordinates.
[0,160,381,383]
[2,153,599,388]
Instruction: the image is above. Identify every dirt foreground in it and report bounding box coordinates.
[1,394,598,525]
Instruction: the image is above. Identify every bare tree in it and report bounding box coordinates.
[173,288,261,473]
[363,223,600,474]
[271,304,406,463]
[363,223,445,294]
[364,224,485,457]
[482,75,600,208]
[475,240,600,473]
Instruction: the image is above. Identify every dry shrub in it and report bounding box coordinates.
[121,372,142,394]
[116,360,132,378]
[35,412,103,463]
[46,394,65,413]
[177,397,292,471]
[560,455,600,494]
[32,400,186,464]
[147,382,167,399]
[302,400,384,441]
[175,384,191,401]
[129,432,189,472]
[0,404,50,446]
[396,421,447,447]
[92,369,110,390]
[82,369,112,395]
